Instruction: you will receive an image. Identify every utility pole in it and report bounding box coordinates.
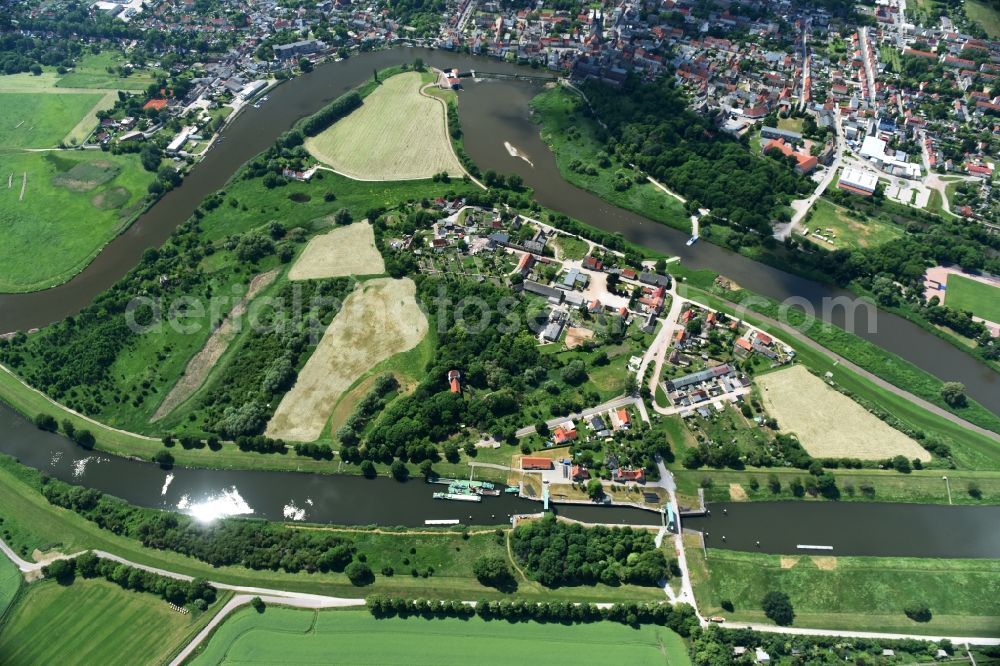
[942,475,952,505]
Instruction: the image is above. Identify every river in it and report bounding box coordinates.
[3,402,999,558]
[0,47,996,415]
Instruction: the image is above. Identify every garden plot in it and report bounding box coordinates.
[266,278,428,441]
[288,221,385,280]
[756,365,930,461]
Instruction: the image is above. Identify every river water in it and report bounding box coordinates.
[3,403,1000,558]
[0,47,995,414]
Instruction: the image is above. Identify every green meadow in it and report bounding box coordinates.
[0,150,154,292]
[0,92,106,149]
[0,555,20,620]
[189,607,692,666]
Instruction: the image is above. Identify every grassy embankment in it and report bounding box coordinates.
[686,537,1000,637]
[530,86,691,234]
[187,607,692,666]
[0,554,20,621]
[0,455,664,604]
[0,577,231,665]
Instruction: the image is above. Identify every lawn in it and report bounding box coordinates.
[688,546,1000,637]
[189,607,692,666]
[946,274,1000,324]
[304,71,463,180]
[756,365,930,461]
[966,0,1000,38]
[55,50,162,91]
[776,117,804,133]
[0,91,106,149]
[552,234,590,260]
[799,199,901,250]
[531,86,691,234]
[0,578,227,665]
[0,554,20,620]
[0,150,155,292]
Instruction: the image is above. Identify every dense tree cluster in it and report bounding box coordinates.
[41,479,362,574]
[366,595,699,634]
[581,76,810,235]
[510,516,670,587]
[301,91,362,136]
[385,0,447,36]
[44,553,217,608]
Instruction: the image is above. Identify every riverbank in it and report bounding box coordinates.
[686,540,1000,637]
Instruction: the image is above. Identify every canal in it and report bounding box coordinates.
[0,47,995,414]
[3,403,1000,559]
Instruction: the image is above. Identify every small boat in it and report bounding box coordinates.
[433,492,481,503]
[504,486,520,494]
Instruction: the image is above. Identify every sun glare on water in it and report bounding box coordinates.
[177,487,253,522]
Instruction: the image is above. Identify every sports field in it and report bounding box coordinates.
[0,578,220,665]
[946,274,1000,324]
[189,608,691,666]
[288,221,386,280]
[756,365,930,461]
[0,91,108,149]
[688,544,1000,636]
[304,72,464,181]
[266,278,429,441]
[0,555,20,619]
[0,151,154,292]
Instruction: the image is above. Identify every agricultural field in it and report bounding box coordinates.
[799,199,901,250]
[304,72,463,181]
[0,578,223,665]
[0,555,20,620]
[756,365,930,461]
[0,92,108,149]
[687,543,1000,636]
[288,221,386,280]
[189,608,691,666]
[266,278,429,441]
[945,274,1000,324]
[0,151,155,292]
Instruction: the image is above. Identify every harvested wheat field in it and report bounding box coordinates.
[756,365,930,461]
[288,221,385,280]
[266,278,428,441]
[304,72,463,181]
[151,270,278,422]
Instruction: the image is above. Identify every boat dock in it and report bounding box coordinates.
[797,544,834,551]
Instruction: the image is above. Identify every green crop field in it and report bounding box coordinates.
[800,199,901,250]
[0,150,154,292]
[0,92,106,149]
[0,555,20,620]
[946,274,1000,324]
[0,578,223,665]
[190,607,691,666]
[687,546,1000,637]
[305,71,463,180]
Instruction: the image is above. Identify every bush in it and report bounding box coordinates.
[251,596,265,613]
[903,602,932,622]
[34,413,57,432]
[761,591,794,626]
[472,555,514,589]
[390,460,408,482]
[346,561,374,586]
